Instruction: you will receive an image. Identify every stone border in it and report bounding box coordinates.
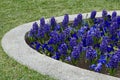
[1,11,120,80]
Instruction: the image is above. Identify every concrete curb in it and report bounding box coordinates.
[1,11,120,80]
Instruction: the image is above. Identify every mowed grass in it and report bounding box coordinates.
[0,0,120,80]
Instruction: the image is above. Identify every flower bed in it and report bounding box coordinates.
[25,10,120,78]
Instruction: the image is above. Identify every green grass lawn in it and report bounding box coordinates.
[0,0,120,80]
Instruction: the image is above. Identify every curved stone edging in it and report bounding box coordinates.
[1,11,120,80]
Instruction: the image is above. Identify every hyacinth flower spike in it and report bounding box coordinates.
[50,17,57,30]
[90,10,97,19]
[40,18,45,27]
[77,14,82,23]
[102,9,107,18]
[62,14,69,29]
[117,16,120,25]
[58,43,68,55]
[72,18,79,28]
[105,50,120,75]
[37,28,45,40]
[28,22,39,38]
[112,11,117,19]
[69,37,77,48]
[33,22,38,32]
[86,46,97,64]
[71,46,81,65]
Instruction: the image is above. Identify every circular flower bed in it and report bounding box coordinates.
[25,10,120,77]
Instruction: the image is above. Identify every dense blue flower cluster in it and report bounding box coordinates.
[107,50,120,69]
[27,10,120,75]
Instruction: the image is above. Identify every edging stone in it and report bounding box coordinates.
[2,11,120,80]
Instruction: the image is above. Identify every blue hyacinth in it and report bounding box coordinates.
[48,38,57,44]
[98,55,107,64]
[109,22,118,35]
[86,46,97,60]
[58,43,68,55]
[100,36,109,53]
[69,37,77,48]
[82,34,87,47]
[77,14,82,23]
[71,32,78,39]
[28,29,34,37]
[36,42,41,51]
[62,14,69,28]
[40,18,45,27]
[77,29,84,37]
[72,18,79,27]
[50,31,59,37]
[48,31,59,44]
[105,50,120,75]
[64,27,71,37]
[86,34,93,46]
[71,46,81,59]
[117,16,120,24]
[112,11,117,19]
[107,15,112,21]
[33,22,38,32]
[114,50,120,62]
[59,32,66,42]
[107,44,114,53]
[107,54,119,69]
[77,27,87,37]
[37,28,45,38]
[78,42,83,52]
[29,22,39,37]
[55,24,61,31]
[50,17,56,27]
[90,10,97,19]
[43,24,51,33]
[102,10,107,17]
[88,27,101,38]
